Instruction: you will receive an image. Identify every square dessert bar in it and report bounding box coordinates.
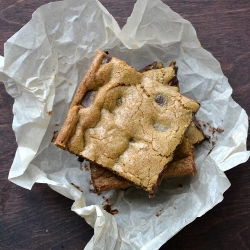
[55,50,200,196]
[90,120,205,194]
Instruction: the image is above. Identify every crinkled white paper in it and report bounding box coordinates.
[1,0,249,249]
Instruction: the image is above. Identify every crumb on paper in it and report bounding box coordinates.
[78,157,84,171]
[84,164,90,171]
[216,128,224,133]
[78,157,84,162]
[79,162,83,171]
[194,119,225,154]
[71,183,83,192]
[77,157,90,171]
[89,179,97,193]
[207,144,216,156]
[195,120,224,136]
[102,204,119,215]
[102,196,111,204]
[51,131,58,142]
[89,188,96,193]
[101,196,119,215]
[156,208,164,217]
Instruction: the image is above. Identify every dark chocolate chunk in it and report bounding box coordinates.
[102,55,112,64]
[78,157,84,162]
[82,90,97,107]
[169,75,179,87]
[155,94,166,106]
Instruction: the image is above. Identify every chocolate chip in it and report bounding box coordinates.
[116,97,122,106]
[153,123,168,132]
[129,137,135,143]
[82,90,97,107]
[155,94,166,106]
[169,76,179,87]
[102,55,112,64]
[78,157,84,162]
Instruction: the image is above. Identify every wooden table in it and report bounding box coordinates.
[1,1,250,249]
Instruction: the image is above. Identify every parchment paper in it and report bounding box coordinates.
[1,0,249,249]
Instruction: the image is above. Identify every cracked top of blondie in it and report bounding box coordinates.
[55,50,199,196]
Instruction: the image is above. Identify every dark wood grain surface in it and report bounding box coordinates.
[0,1,250,249]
